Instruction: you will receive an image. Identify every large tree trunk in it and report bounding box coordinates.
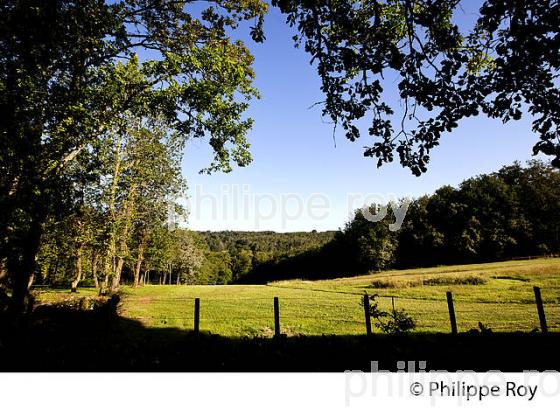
[100,256,110,296]
[103,134,123,294]
[133,237,146,288]
[51,258,59,284]
[102,272,110,293]
[133,258,142,287]
[113,256,124,288]
[91,252,99,289]
[70,243,84,292]
[8,213,44,314]
[27,273,35,289]
[133,229,148,287]
[102,244,115,294]
[3,38,51,315]
[110,185,137,292]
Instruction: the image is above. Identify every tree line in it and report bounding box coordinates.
[34,229,335,288]
[9,158,560,290]
[241,161,560,283]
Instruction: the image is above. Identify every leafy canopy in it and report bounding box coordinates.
[273,0,560,175]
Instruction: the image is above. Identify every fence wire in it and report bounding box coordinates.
[118,290,560,337]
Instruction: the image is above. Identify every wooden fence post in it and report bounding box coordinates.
[363,294,372,336]
[446,291,458,335]
[533,286,548,334]
[194,298,200,336]
[274,297,280,337]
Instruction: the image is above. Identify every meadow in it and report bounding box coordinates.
[35,258,560,337]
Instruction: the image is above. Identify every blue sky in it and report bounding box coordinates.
[182,4,544,232]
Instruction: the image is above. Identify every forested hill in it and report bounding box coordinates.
[197,231,335,257]
[240,160,560,283]
[191,231,336,285]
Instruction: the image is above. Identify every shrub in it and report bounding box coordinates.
[364,294,416,334]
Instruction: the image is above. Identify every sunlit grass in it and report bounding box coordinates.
[35,258,560,337]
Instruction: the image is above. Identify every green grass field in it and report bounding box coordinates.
[35,258,560,337]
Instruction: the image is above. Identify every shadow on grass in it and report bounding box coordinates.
[1,305,558,371]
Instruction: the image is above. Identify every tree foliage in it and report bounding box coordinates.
[273,0,560,174]
[243,161,560,282]
[0,0,267,311]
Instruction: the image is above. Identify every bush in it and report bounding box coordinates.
[364,294,416,334]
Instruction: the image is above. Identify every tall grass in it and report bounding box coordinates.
[369,274,487,289]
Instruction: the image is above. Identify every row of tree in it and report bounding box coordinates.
[241,161,560,282]
[0,1,268,312]
[35,229,335,288]
[27,160,560,288]
[395,161,560,267]
[31,72,196,292]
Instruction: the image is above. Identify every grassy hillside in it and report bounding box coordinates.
[35,258,560,337]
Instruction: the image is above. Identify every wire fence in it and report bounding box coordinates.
[118,287,559,337]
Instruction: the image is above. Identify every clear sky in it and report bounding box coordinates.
[182,4,544,233]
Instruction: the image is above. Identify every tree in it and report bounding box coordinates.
[337,205,399,272]
[273,0,560,174]
[95,93,187,292]
[170,231,205,285]
[0,0,267,312]
[201,251,233,285]
[395,195,445,267]
[231,248,254,280]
